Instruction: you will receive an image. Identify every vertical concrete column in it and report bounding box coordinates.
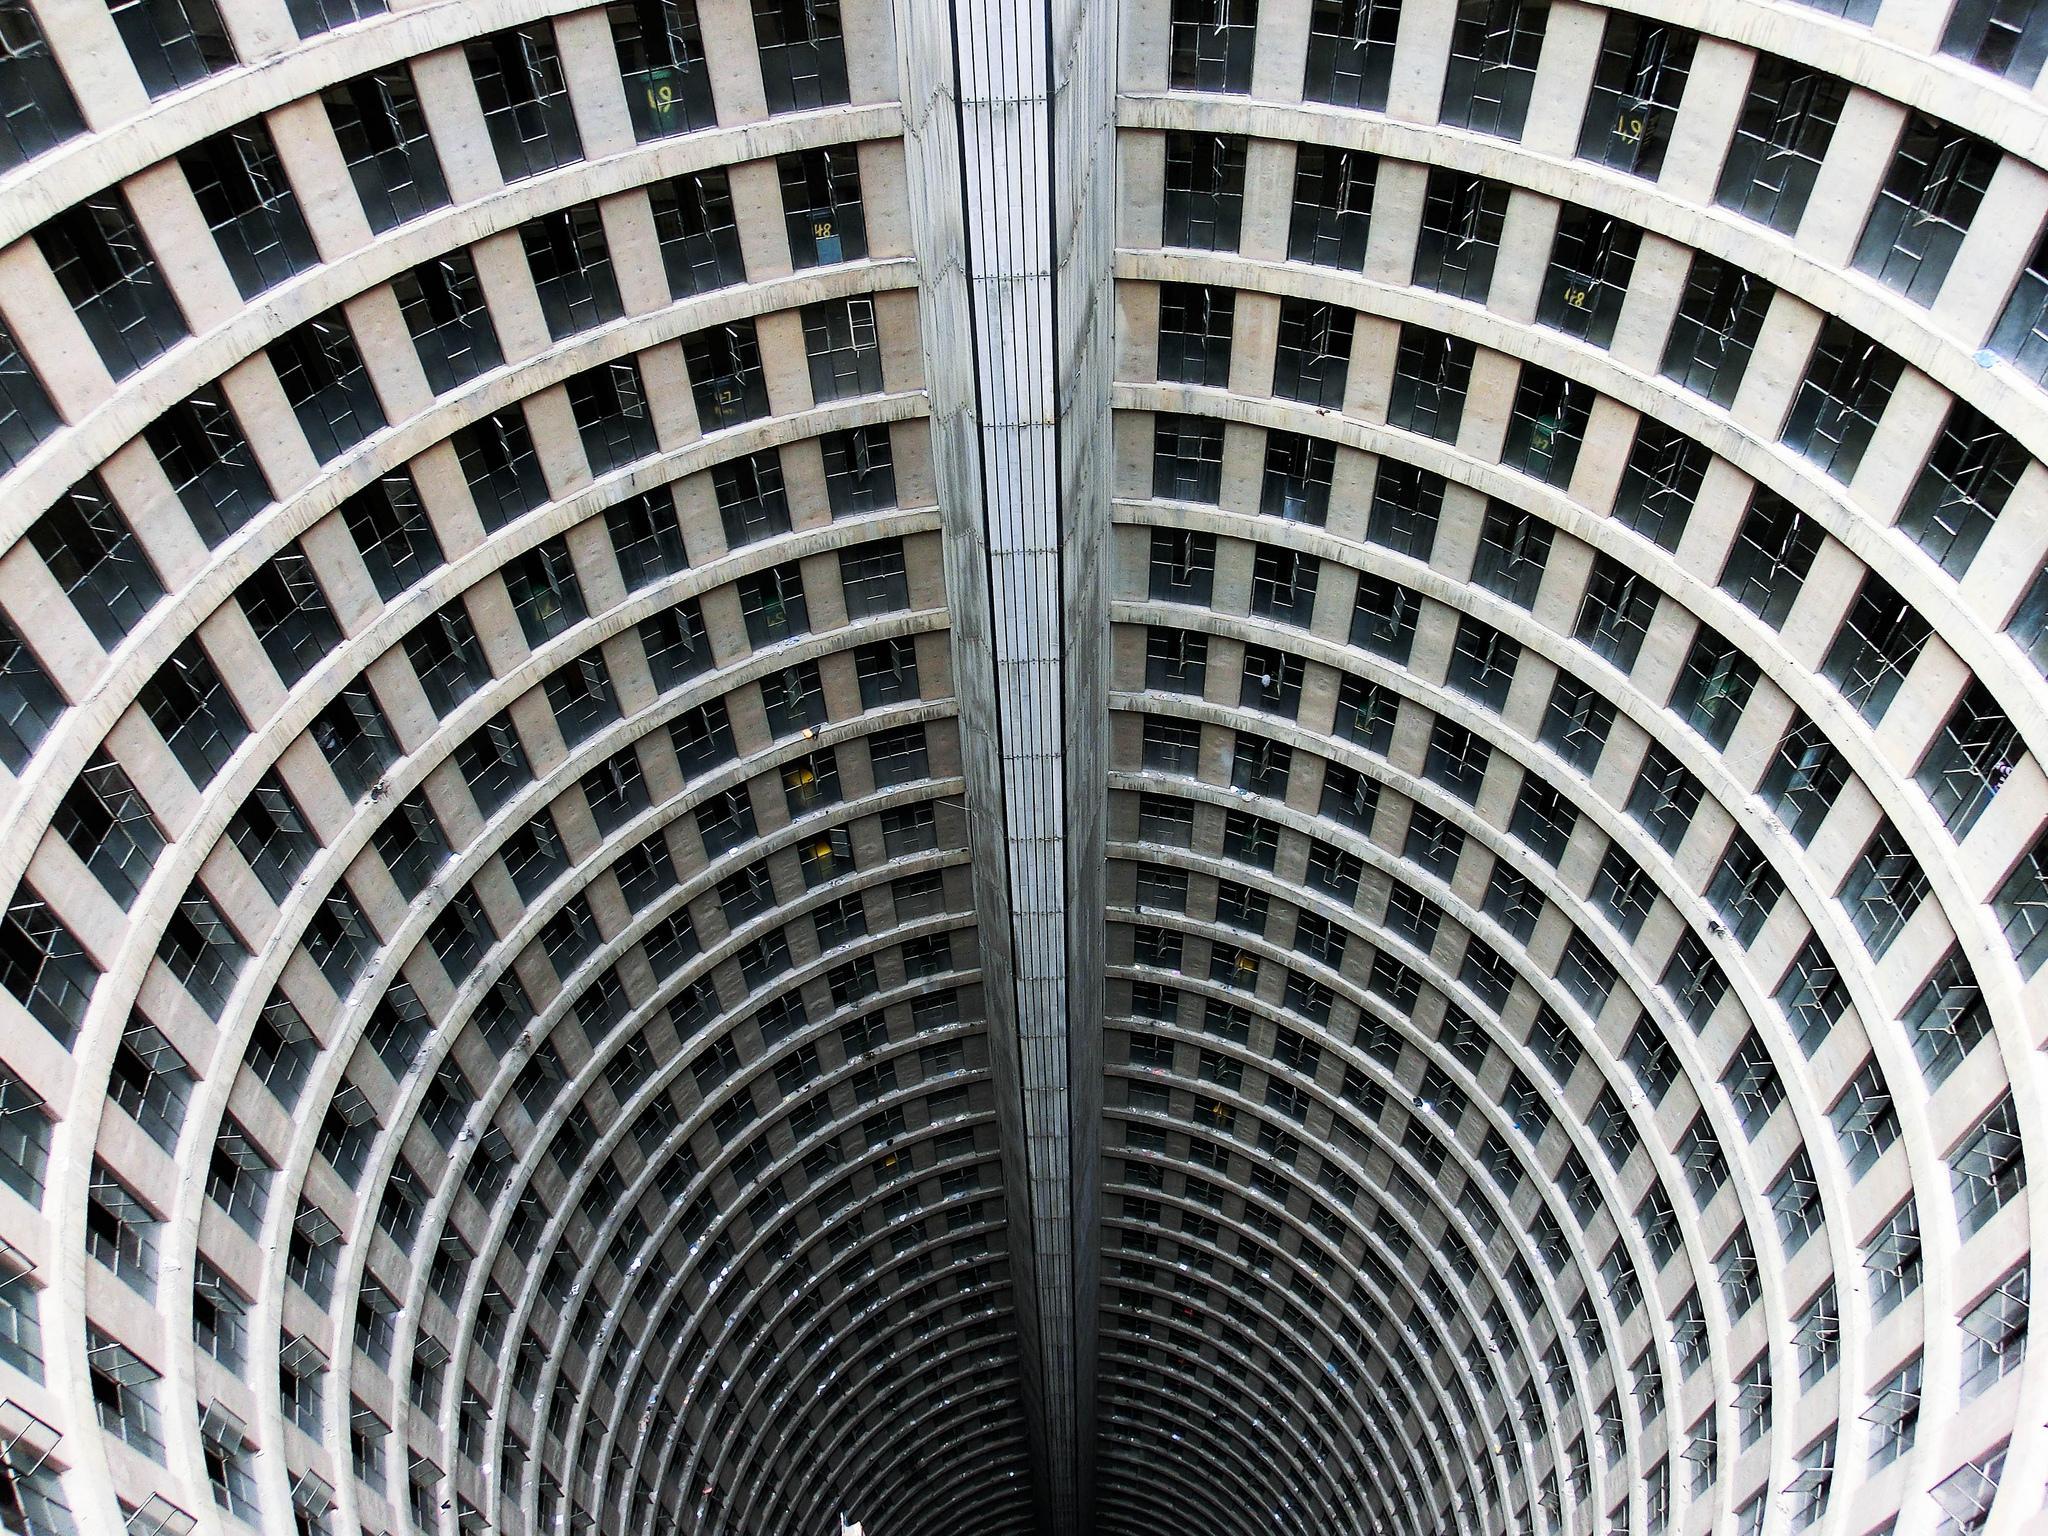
[893,0,1113,1524]
[893,3,1052,1531]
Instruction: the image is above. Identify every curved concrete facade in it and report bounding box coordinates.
[0,1,2042,1535]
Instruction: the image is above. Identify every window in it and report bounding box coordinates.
[147,387,273,545]
[1411,170,1506,301]
[1782,320,1902,482]
[158,888,247,1015]
[1542,674,1614,773]
[1758,713,1846,845]
[1272,298,1351,407]
[1579,16,1693,178]
[55,753,163,909]
[504,539,586,646]
[1287,145,1373,269]
[1917,682,2018,838]
[372,790,445,899]
[1930,1444,2006,1534]
[1722,1234,1761,1322]
[1154,413,1224,502]
[207,1117,274,1234]
[604,490,687,592]
[109,0,233,96]
[86,1162,159,1296]
[778,146,867,269]
[1447,614,1518,708]
[804,296,882,400]
[453,405,548,530]
[568,358,658,474]
[522,203,622,339]
[642,601,713,692]
[1157,283,1233,385]
[1169,0,1257,92]
[1852,114,1997,306]
[1511,776,1575,864]
[1944,0,2048,82]
[38,193,185,379]
[1305,0,1398,108]
[1250,546,1317,626]
[1661,254,1769,407]
[651,169,746,297]
[1568,556,1653,674]
[754,0,848,112]
[325,66,447,232]
[1990,226,2048,385]
[2014,565,2048,681]
[1896,403,2025,577]
[1706,830,1780,944]
[1902,948,1992,1084]
[761,659,826,734]
[823,425,896,514]
[1951,1094,2025,1235]
[1405,805,1464,883]
[1146,626,1207,692]
[404,600,490,714]
[1155,130,1251,258]
[611,0,715,139]
[1239,645,1303,717]
[544,654,619,744]
[0,886,94,1045]
[1537,207,1638,346]
[1471,501,1550,608]
[684,319,768,428]
[468,25,583,181]
[583,747,648,831]
[181,124,315,297]
[1775,937,1846,1054]
[341,471,442,600]
[739,560,808,643]
[0,317,56,475]
[1715,55,1846,233]
[287,0,381,36]
[140,641,247,785]
[1960,1265,2029,1397]
[1424,717,1490,803]
[193,1258,248,1370]
[1500,365,1590,485]
[1439,0,1546,140]
[1770,1148,1823,1250]
[856,637,918,707]
[0,681,62,819]
[841,538,909,615]
[0,0,80,171]
[1149,528,1215,603]
[226,772,317,899]
[1245,434,1327,528]
[1830,1058,1898,1178]
[30,478,163,646]
[1719,488,1819,628]
[668,697,733,775]
[390,256,501,397]
[309,685,398,802]
[87,1326,163,1459]
[0,1066,50,1205]
[714,448,791,547]
[1386,326,1473,441]
[1668,625,1757,748]
[1823,574,1930,725]
[1605,421,1702,554]
[273,309,384,463]
[870,723,929,786]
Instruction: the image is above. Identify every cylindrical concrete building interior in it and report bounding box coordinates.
[0,0,2043,1534]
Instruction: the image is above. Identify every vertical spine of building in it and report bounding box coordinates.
[894,0,1112,1525]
